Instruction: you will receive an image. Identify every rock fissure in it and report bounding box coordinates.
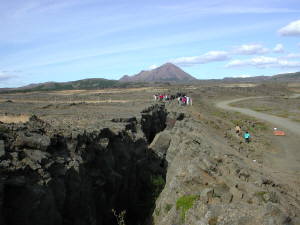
[0,104,170,225]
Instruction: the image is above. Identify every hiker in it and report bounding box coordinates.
[178,97,181,104]
[243,131,251,143]
[159,94,164,101]
[182,96,187,105]
[235,125,241,135]
[186,96,190,105]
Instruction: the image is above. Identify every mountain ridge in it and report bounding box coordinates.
[1,64,300,92]
[119,63,197,82]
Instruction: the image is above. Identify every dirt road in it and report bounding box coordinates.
[216,96,300,136]
[216,96,300,188]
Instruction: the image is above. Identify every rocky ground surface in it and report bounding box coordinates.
[152,102,300,225]
[0,84,299,225]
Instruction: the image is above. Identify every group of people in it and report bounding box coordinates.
[177,96,192,106]
[235,125,251,143]
[153,93,192,106]
[153,94,173,101]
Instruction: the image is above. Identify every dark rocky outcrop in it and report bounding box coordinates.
[141,104,168,143]
[0,104,171,225]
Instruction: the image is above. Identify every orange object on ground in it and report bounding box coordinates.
[273,130,286,136]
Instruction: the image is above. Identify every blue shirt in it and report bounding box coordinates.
[244,133,251,139]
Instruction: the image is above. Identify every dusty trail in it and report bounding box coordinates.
[216,96,300,136]
[216,96,300,188]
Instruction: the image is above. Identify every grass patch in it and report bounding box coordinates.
[275,112,289,118]
[254,191,278,203]
[176,195,198,223]
[151,175,165,200]
[254,191,268,203]
[252,107,272,112]
[252,121,268,131]
[164,203,173,213]
[231,119,268,133]
[154,208,160,216]
[211,110,229,118]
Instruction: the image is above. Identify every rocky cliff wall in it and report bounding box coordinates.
[0,104,170,225]
[1,102,299,225]
[152,110,300,225]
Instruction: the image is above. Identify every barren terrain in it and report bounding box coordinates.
[1,83,300,225]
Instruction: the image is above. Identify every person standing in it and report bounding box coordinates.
[243,131,251,143]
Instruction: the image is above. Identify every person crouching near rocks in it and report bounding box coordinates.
[243,131,251,143]
[235,125,241,136]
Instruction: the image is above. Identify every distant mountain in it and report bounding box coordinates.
[29,78,119,91]
[1,66,299,93]
[220,72,300,83]
[0,78,124,93]
[271,72,300,82]
[119,63,197,82]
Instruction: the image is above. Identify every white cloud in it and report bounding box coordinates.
[281,53,300,59]
[0,71,17,81]
[0,71,23,88]
[149,64,158,70]
[171,51,230,66]
[226,56,300,69]
[278,20,300,36]
[273,43,284,53]
[232,74,252,78]
[226,59,248,67]
[233,44,269,55]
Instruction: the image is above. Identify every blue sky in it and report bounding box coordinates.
[1,0,300,87]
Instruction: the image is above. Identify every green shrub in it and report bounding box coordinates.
[164,203,173,213]
[176,195,198,222]
[155,208,160,216]
[112,209,126,225]
[151,175,165,200]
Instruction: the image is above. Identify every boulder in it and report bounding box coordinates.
[149,131,171,158]
[15,133,50,151]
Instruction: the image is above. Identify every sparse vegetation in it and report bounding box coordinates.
[151,175,166,200]
[231,118,268,133]
[230,96,300,122]
[254,191,279,203]
[164,203,173,213]
[112,209,126,225]
[208,217,218,225]
[155,208,160,216]
[176,195,198,222]
[252,107,272,112]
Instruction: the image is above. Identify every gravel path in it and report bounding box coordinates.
[216,96,300,184]
[216,96,300,136]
